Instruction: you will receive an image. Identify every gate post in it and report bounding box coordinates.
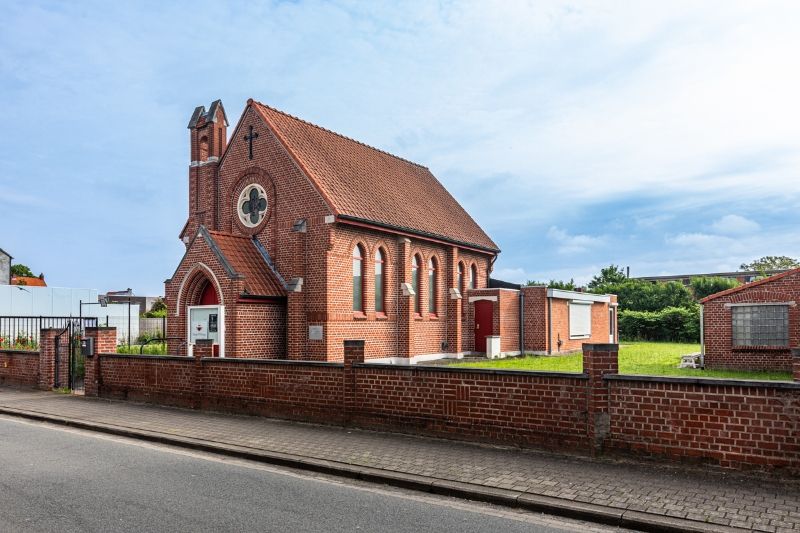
[84,327,116,397]
[343,340,365,422]
[38,328,60,390]
[583,343,619,455]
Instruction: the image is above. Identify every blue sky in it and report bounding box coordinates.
[2,1,799,295]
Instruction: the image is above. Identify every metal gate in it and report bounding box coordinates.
[53,318,98,392]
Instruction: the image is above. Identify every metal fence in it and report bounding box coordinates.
[95,315,167,345]
[0,315,167,349]
[0,316,99,350]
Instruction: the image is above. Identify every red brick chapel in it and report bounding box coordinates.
[165,99,502,362]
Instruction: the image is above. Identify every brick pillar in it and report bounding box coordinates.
[446,246,462,354]
[583,343,619,454]
[396,237,412,359]
[343,340,365,419]
[83,327,116,397]
[793,348,800,382]
[192,339,213,409]
[38,329,60,390]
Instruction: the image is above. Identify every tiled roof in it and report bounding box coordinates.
[253,101,499,252]
[699,268,800,303]
[11,276,46,287]
[204,230,286,297]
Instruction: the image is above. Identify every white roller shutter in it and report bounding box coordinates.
[569,301,592,339]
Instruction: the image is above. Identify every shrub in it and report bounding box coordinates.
[619,305,700,343]
[690,276,739,300]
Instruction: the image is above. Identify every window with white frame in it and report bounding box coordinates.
[569,301,592,339]
[731,304,789,347]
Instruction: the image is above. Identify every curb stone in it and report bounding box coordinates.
[0,405,749,533]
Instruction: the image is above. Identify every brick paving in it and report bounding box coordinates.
[1,387,798,532]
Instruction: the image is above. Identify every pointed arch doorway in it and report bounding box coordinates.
[187,276,225,357]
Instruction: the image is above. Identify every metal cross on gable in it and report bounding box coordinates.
[244,125,259,160]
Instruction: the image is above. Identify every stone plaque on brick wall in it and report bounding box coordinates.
[309,325,323,341]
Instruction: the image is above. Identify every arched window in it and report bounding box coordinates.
[469,264,477,290]
[353,246,364,313]
[411,255,421,315]
[428,257,437,315]
[199,135,209,161]
[457,262,465,294]
[374,248,385,314]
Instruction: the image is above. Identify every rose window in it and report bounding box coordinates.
[238,184,268,228]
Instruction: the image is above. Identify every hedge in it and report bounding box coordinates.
[619,305,700,343]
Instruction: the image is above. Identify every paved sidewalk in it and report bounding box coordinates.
[0,387,798,533]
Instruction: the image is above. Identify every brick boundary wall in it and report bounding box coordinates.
[28,327,800,473]
[605,375,800,470]
[0,350,40,387]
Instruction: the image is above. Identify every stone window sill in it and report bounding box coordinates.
[353,312,367,320]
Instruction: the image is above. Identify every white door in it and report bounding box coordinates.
[187,305,225,357]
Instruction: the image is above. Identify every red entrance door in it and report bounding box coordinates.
[474,300,494,353]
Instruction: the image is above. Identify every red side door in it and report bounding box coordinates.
[474,300,494,353]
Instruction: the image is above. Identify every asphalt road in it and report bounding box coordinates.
[0,415,631,533]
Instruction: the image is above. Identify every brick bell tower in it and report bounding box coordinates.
[184,100,228,245]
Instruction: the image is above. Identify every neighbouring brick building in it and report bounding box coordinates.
[166,99,616,362]
[700,268,800,371]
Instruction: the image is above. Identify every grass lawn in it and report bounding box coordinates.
[116,343,168,355]
[448,342,792,381]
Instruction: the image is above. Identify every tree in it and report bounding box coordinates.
[591,279,694,312]
[10,264,34,278]
[690,276,739,300]
[526,279,577,290]
[739,256,799,275]
[143,298,167,318]
[587,265,627,290]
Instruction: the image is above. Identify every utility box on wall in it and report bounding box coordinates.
[487,336,502,359]
[81,337,95,357]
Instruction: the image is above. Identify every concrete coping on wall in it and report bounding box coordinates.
[357,362,588,379]
[99,353,193,362]
[201,357,344,368]
[0,349,40,356]
[605,374,800,389]
[84,327,117,332]
[582,343,619,352]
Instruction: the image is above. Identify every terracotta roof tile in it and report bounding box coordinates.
[205,230,286,297]
[253,102,499,252]
[11,276,46,287]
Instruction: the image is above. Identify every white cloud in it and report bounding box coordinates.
[547,226,606,254]
[711,214,760,235]
[666,232,731,248]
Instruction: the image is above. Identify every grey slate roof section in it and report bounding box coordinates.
[187,100,229,129]
[187,105,205,129]
[251,237,289,290]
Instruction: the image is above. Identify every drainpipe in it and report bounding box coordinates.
[547,295,552,355]
[519,291,525,355]
[699,304,704,368]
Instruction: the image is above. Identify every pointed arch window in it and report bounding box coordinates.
[375,248,386,314]
[411,255,421,315]
[469,264,478,290]
[199,135,209,161]
[428,257,438,316]
[457,262,465,295]
[353,246,364,313]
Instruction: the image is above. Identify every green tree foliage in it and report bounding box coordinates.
[690,276,739,300]
[739,256,800,275]
[143,298,167,318]
[618,305,700,343]
[587,265,627,290]
[592,279,694,312]
[10,264,34,277]
[525,279,577,290]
